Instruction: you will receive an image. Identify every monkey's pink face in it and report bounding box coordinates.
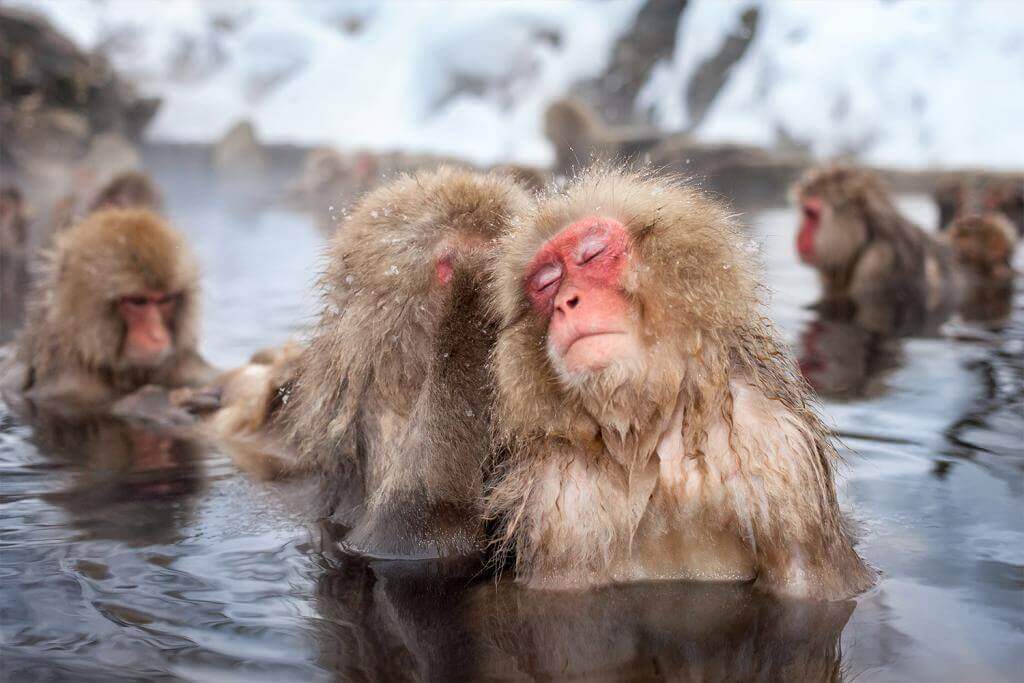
[525,217,641,376]
[118,289,179,367]
[796,196,827,264]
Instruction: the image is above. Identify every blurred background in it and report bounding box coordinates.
[5,0,1023,168]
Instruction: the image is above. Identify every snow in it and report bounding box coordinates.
[13,0,1024,170]
[649,0,1024,170]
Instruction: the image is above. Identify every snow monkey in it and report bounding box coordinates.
[2,208,215,406]
[87,170,164,214]
[193,167,533,559]
[486,168,875,600]
[793,164,959,315]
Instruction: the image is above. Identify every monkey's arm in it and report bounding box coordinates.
[176,346,303,479]
[848,241,898,302]
[714,381,875,600]
[169,350,220,388]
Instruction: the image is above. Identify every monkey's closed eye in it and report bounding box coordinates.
[121,296,149,307]
[531,263,563,292]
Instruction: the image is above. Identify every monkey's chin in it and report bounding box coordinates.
[122,348,173,369]
[550,334,643,390]
[561,333,634,373]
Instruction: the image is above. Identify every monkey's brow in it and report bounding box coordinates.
[633,216,659,241]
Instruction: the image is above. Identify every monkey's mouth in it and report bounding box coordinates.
[564,330,626,352]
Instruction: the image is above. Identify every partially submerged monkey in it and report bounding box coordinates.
[486,168,875,601]
[2,208,216,407]
[793,165,960,316]
[192,166,533,559]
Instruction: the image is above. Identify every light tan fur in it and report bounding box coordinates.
[7,208,214,405]
[487,168,875,600]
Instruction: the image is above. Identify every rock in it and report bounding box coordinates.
[212,119,269,183]
[0,6,160,172]
[573,0,689,125]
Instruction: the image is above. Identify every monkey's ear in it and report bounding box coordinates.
[435,254,455,285]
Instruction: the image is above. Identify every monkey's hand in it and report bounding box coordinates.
[169,385,223,415]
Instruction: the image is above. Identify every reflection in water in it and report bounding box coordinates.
[798,317,904,399]
[309,555,852,682]
[5,400,205,546]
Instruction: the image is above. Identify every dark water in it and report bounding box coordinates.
[2,168,1022,681]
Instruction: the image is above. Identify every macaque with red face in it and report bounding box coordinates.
[487,168,874,600]
[2,208,215,407]
[793,165,958,317]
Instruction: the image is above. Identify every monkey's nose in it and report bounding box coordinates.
[555,292,580,315]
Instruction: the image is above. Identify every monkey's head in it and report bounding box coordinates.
[88,171,163,213]
[947,213,1018,279]
[49,208,200,373]
[984,181,1024,235]
[792,164,896,270]
[493,168,759,430]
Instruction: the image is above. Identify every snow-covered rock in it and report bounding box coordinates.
[15,0,1024,170]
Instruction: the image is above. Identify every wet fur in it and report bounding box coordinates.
[487,168,875,600]
[793,164,959,314]
[279,166,533,557]
[9,208,213,404]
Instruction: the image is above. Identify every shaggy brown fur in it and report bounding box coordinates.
[7,208,214,405]
[934,174,1024,235]
[793,164,959,315]
[947,213,1018,283]
[487,168,874,600]
[87,171,163,214]
[205,166,533,558]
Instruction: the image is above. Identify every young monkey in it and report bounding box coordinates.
[486,168,874,601]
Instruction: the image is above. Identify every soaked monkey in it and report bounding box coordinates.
[934,174,1023,235]
[87,170,163,214]
[793,165,959,316]
[486,168,874,600]
[945,213,1018,322]
[946,213,1018,284]
[2,208,216,407]
[194,167,532,558]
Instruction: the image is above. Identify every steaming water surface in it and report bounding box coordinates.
[2,167,1022,681]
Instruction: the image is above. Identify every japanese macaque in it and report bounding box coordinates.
[934,174,1023,235]
[486,168,874,600]
[87,170,163,213]
[793,165,959,317]
[544,97,661,177]
[196,166,532,558]
[944,212,1018,322]
[946,213,1018,284]
[2,208,216,407]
